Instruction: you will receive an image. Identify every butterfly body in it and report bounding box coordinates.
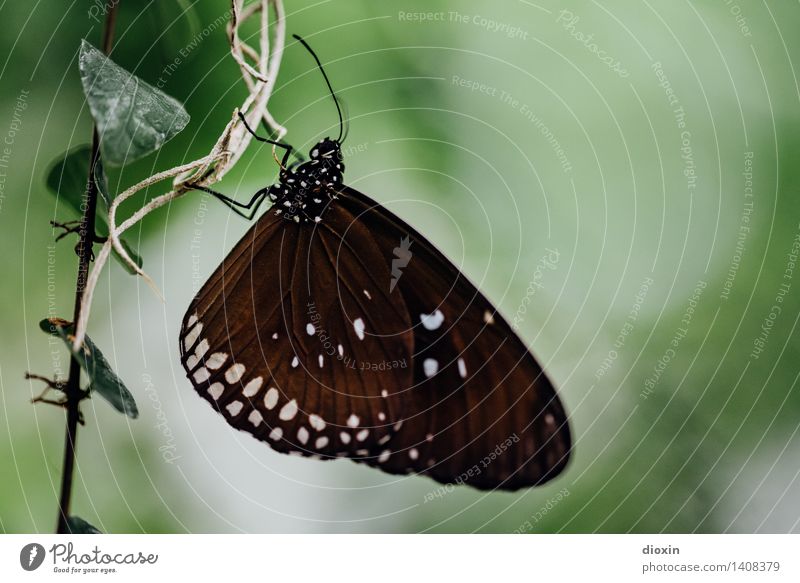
[267,138,344,224]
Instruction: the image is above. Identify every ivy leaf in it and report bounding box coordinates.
[45,145,92,212]
[78,40,190,166]
[40,318,139,419]
[66,516,102,534]
[45,146,144,274]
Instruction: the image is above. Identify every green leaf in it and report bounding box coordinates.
[40,318,139,419]
[45,147,144,274]
[66,516,102,534]
[45,145,92,216]
[79,40,190,166]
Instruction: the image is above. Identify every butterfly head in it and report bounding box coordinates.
[310,138,343,163]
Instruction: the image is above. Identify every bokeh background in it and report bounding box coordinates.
[1,0,799,533]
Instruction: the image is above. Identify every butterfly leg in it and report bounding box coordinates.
[189,184,271,221]
[237,111,302,168]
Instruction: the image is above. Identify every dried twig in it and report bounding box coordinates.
[73,0,287,350]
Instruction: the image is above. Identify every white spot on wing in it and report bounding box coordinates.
[318,354,324,368]
[225,363,246,384]
[297,427,309,444]
[353,318,365,340]
[423,358,439,378]
[226,401,244,416]
[248,410,263,426]
[187,314,198,327]
[306,323,315,335]
[183,323,202,351]
[279,399,298,420]
[291,356,299,368]
[378,450,391,463]
[315,436,329,449]
[309,414,326,431]
[363,289,372,299]
[207,383,224,400]
[346,414,360,428]
[205,352,228,371]
[195,339,210,359]
[420,309,444,330]
[356,429,369,442]
[337,344,344,357]
[458,358,467,379]
[186,354,199,369]
[409,448,419,460]
[340,432,351,444]
[193,367,211,383]
[242,376,263,397]
[264,388,279,410]
[484,310,495,324]
[269,427,283,441]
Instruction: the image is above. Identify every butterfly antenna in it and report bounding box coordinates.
[293,34,346,143]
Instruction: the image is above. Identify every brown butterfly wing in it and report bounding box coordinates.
[179,204,414,459]
[339,187,572,490]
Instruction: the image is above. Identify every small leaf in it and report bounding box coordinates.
[40,318,139,419]
[66,516,102,534]
[46,145,93,218]
[45,147,144,274]
[79,40,190,166]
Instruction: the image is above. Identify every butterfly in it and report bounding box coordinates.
[180,35,571,491]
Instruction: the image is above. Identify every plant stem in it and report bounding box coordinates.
[55,4,119,535]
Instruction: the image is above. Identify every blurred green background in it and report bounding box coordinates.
[1,0,799,533]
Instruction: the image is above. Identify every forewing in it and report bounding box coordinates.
[179,204,414,459]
